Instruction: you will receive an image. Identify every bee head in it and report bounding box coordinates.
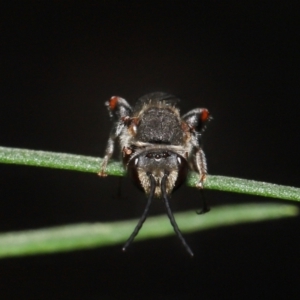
[127,149,188,198]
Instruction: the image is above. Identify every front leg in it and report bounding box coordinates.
[182,107,210,187]
[192,146,207,189]
[182,106,211,214]
[98,133,116,177]
[192,146,210,214]
[98,95,133,177]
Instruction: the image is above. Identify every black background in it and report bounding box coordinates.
[1,1,299,299]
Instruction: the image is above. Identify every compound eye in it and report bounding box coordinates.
[127,156,144,192]
[174,155,189,191]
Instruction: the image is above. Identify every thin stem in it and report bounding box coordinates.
[0,146,299,202]
[0,203,298,259]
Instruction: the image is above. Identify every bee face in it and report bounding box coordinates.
[99,92,211,256]
[126,149,189,198]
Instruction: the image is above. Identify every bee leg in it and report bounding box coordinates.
[193,147,210,214]
[196,189,210,214]
[98,134,116,177]
[99,96,132,177]
[181,108,211,133]
[112,177,125,200]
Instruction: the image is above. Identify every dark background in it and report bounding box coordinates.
[1,1,299,299]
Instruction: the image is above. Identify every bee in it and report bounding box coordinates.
[99,92,211,256]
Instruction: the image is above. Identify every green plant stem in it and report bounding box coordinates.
[1,146,299,202]
[0,146,299,259]
[0,203,297,259]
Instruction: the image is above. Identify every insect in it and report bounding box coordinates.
[99,92,211,256]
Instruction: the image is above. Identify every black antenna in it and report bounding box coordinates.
[122,173,156,252]
[161,173,194,257]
